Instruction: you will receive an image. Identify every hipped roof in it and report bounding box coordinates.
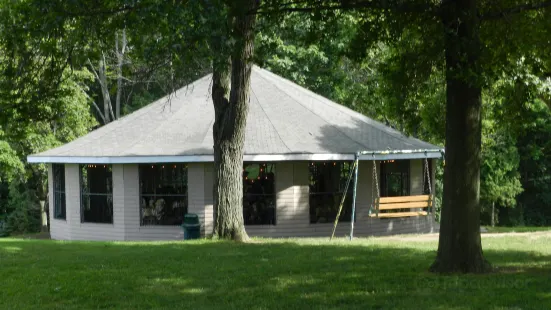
[28,66,442,164]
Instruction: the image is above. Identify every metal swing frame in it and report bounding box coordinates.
[331,149,444,240]
[369,156,433,218]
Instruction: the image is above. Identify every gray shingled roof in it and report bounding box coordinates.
[28,66,441,163]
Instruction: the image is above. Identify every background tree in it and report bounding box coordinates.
[0,69,97,234]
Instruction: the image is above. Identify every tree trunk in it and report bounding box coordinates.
[430,0,491,273]
[211,0,258,241]
[115,29,127,119]
[491,202,495,227]
[98,55,114,123]
[40,200,48,232]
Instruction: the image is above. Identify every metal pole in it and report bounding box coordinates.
[350,152,360,240]
[330,159,356,240]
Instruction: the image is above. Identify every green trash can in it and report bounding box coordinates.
[181,213,201,240]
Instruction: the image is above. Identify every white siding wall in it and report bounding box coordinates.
[410,160,423,195]
[67,164,124,240]
[122,163,209,240]
[121,164,139,238]
[48,160,438,241]
[123,164,183,241]
[246,162,310,236]
[245,160,438,238]
[188,163,207,237]
[203,163,214,236]
[47,164,123,241]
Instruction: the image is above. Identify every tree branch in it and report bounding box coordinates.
[78,86,106,124]
[92,101,107,124]
[86,59,102,84]
[104,52,116,122]
[55,3,142,18]
[481,0,551,21]
[115,29,128,119]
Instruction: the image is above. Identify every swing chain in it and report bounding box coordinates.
[370,160,380,216]
[424,158,432,195]
[373,161,380,198]
[424,158,433,214]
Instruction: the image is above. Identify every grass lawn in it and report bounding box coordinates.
[1,233,550,310]
[483,226,551,233]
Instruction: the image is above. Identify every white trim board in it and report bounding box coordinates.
[28,151,443,164]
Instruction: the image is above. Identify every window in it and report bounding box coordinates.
[243,163,276,225]
[52,164,66,220]
[309,161,354,224]
[80,165,113,223]
[380,160,410,197]
[139,164,188,226]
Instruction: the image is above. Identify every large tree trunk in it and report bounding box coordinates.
[430,0,491,273]
[211,0,258,241]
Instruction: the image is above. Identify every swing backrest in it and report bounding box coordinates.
[371,195,431,218]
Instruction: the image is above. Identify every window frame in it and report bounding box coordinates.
[242,162,276,226]
[79,164,114,224]
[308,161,355,224]
[139,163,189,226]
[52,164,66,220]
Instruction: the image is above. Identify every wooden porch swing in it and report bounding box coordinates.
[369,159,433,218]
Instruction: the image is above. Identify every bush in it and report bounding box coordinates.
[4,182,41,234]
[0,218,8,237]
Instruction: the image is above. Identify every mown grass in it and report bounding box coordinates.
[484,226,551,233]
[1,233,550,310]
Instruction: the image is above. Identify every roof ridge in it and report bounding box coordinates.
[250,85,292,153]
[124,75,213,155]
[36,74,212,157]
[44,98,163,156]
[254,67,368,151]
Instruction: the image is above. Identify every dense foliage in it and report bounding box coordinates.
[0,69,97,234]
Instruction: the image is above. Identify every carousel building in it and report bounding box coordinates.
[28,66,443,241]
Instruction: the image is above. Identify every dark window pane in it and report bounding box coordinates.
[53,164,66,220]
[380,160,410,197]
[80,165,113,223]
[309,161,354,224]
[139,164,188,226]
[243,163,276,225]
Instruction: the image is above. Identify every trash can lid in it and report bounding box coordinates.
[183,213,200,225]
[182,223,201,228]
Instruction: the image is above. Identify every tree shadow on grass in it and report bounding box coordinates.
[0,239,549,309]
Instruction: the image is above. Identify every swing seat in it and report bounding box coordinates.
[370,195,431,218]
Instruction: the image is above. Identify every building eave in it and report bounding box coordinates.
[27,150,443,164]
